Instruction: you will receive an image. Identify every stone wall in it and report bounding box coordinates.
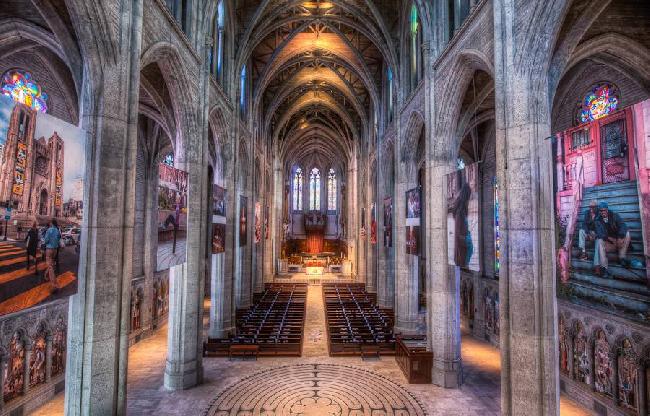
[0,299,68,416]
[558,299,649,416]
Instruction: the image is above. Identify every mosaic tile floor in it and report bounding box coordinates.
[33,284,593,415]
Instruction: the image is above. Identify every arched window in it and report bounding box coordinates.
[409,4,423,93]
[240,64,247,119]
[448,0,471,40]
[493,177,500,276]
[578,83,619,124]
[292,168,303,211]
[165,0,189,33]
[163,153,174,166]
[1,70,48,112]
[386,67,394,123]
[327,168,337,211]
[210,1,225,80]
[309,168,320,210]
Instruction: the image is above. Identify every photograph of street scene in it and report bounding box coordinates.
[0,94,84,316]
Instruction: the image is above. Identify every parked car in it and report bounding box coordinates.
[62,227,81,245]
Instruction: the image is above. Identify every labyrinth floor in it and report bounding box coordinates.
[33,284,592,416]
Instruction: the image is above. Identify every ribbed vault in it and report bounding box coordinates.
[237,0,398,174]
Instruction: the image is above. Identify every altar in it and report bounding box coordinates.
[305,266,324,275]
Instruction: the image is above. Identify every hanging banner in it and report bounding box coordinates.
[370,202,377,244]
[157,163,188,271]
[239,195,247,247]
[212,184,226,217]
[0,96,85,316]
[383,197,392,247]
[446,163,480,271]
[212,223,225,254]
[254,202,262,244]
[555,97,650,324]
[406,187,421,226]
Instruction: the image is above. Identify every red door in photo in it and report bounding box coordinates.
[600,117,629,184]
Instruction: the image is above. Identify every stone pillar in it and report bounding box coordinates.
[394,160,419,334]
[356,163,367,284]
[222,132,237,336]
[376,151,389,306]
[23,342,31,395]
[637,363,647,415]
[427,155,462,387]
[164,35,211,391]
[45,334,52,383]
[493,1,561,413]
[612,351,619,405]
[0,356,5,407]
[64,4,143,412]
[208,253,227,338]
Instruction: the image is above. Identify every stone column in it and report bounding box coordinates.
[394,159,419,334]
[208,252,227,338]
[23,342,31,395]
[376,147,389,306]
[64,4,142,412]
[356,161,367,284]
[45,334,52,383]
[427,156,462,387]
[637,362,647,415]
[493,0,561,413]
[164,36,210,390]
[612,351,619,405]
[222,131,237,336]
[347,161,358,278]
[0,356,5,407]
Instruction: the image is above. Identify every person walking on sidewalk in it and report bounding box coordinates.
[43,219,62,291]
[25,222,39,272]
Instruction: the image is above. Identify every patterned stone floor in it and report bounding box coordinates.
[33,284,593,415]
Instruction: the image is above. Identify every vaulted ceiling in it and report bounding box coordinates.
[236,0,399,174]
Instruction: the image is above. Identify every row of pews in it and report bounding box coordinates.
[323,283,396,356]
[203,283,307,357]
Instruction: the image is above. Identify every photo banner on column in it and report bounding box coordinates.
[360,206,366,240]
[156,163,188,271]
[383,197,392,247]
[406,225,419,255]
[212,184,226,217]
[211,184,226,255]
[406,187,421,227]
[212,224,225,254]
[370,202,377,244]
[254,201,261,244]
[554,96,650,324]
[264,205,269,240]
[239,195,247,247]
[446,163,480,271]
[0,95,85,316]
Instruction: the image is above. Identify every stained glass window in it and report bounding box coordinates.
[578,83,619,124]
[309,168,320,210]
[1,70,48,112]
[409,4,422,92]
[163,153,174,166]
[493,177,500,276]
[240,65,247,118]
[387,68,394,122]
[293,168,303,211]
[327,168,337,211]
[210,1,225,78]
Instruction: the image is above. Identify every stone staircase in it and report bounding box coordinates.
[568,181,650,321]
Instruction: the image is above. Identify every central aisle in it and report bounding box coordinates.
[302,284,329,357]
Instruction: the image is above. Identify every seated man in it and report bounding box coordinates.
[593,202,631,277]
[578,200,599,260]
